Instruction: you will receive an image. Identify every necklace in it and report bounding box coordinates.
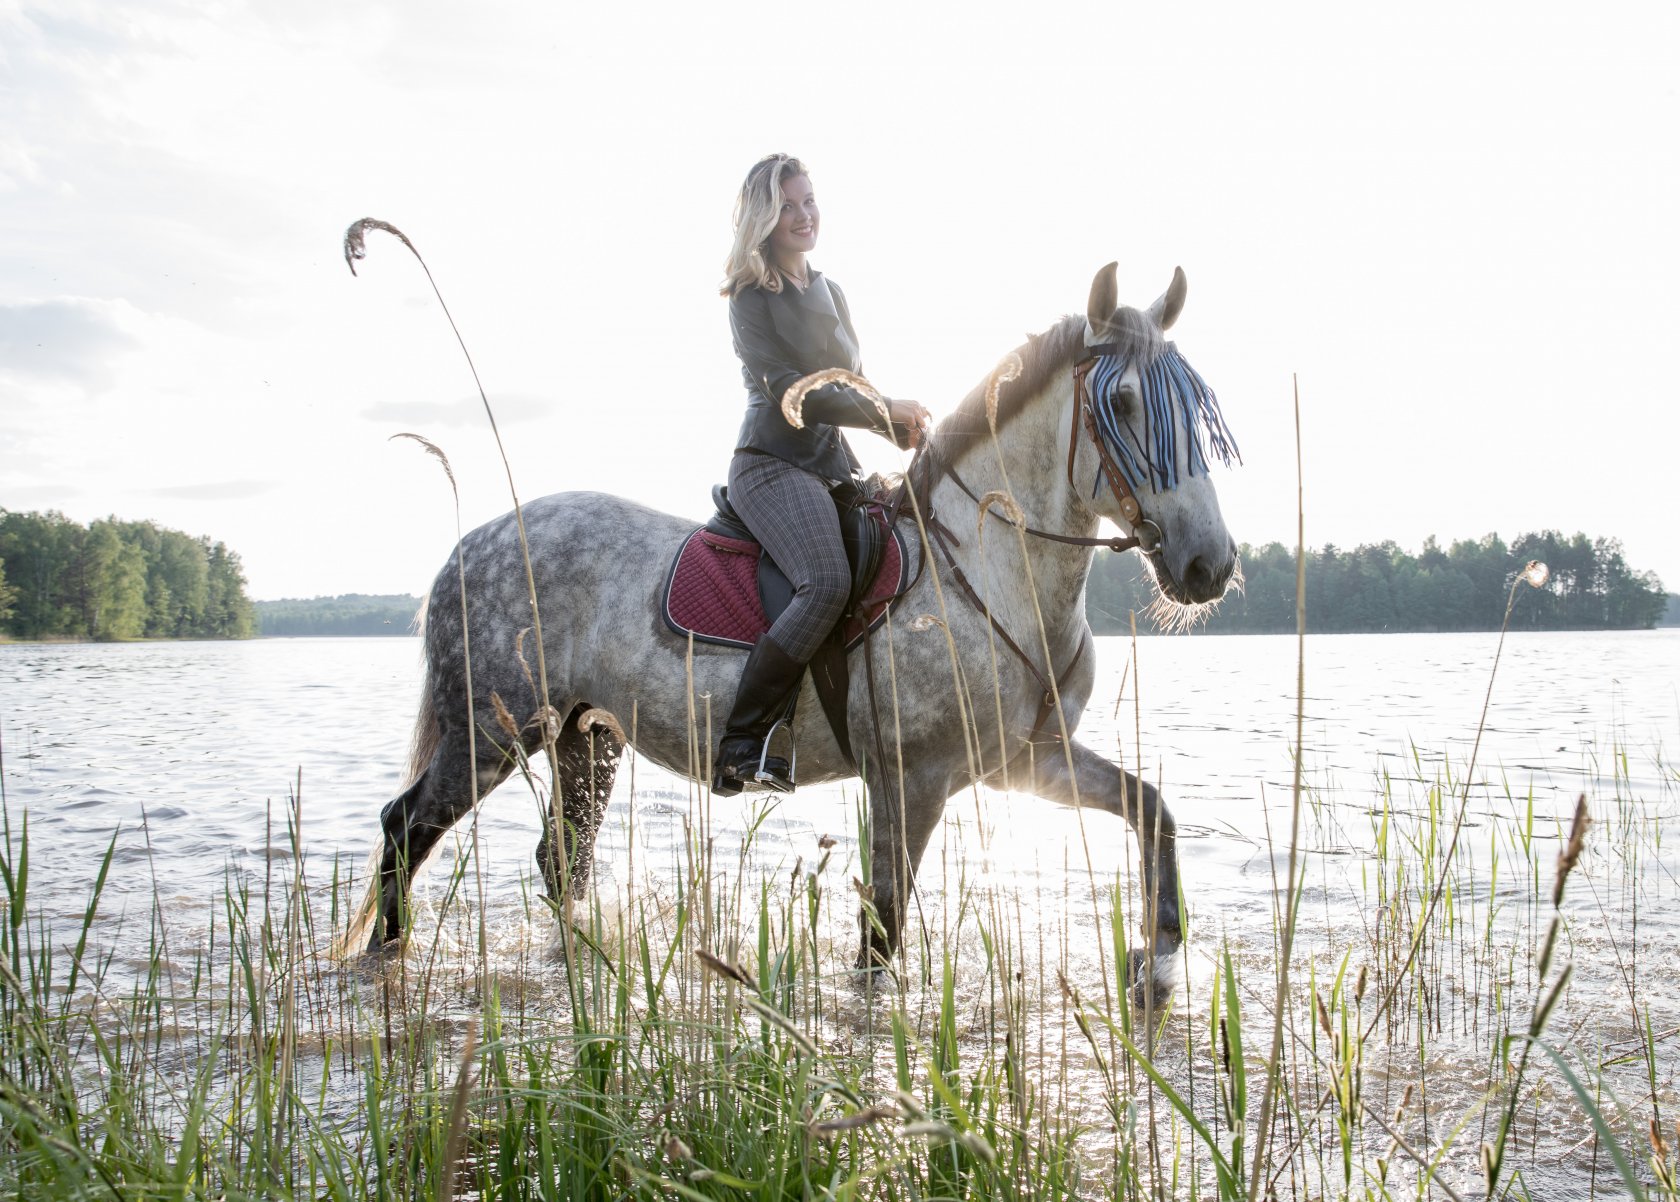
[781,265,809,290]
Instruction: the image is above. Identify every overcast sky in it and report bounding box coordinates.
[3,0,1675,601]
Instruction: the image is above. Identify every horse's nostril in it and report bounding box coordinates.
[1185,555,1229,600]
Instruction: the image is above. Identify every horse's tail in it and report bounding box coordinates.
[401,593,440,787]
[335,602,440,958]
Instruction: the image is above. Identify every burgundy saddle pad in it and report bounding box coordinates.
[661,510,907,651]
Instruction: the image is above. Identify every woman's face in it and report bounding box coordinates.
[767,174,819,264]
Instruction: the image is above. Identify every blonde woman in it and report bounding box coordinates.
[713,153,930,795]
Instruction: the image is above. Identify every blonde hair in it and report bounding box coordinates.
[720,153,809,297]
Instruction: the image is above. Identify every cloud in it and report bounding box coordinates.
[1,483,87,508]
[144,480,282,501]
[0,297,139,388]
[0,137,45,194]
[359,393,548,428]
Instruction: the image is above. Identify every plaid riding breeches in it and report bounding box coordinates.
[725,450,851,663]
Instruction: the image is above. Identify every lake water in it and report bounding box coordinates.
[3,629,1677,1194]
[5,631,1672,932]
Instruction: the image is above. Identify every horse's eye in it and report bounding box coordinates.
[1113,384,1142,419]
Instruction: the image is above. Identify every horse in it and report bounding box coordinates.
[349,262,1240,1006]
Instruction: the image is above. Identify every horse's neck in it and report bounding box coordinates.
[929,376,1097,634]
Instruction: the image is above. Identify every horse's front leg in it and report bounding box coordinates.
[855,768,951,972]
[1013,738,1182,1008]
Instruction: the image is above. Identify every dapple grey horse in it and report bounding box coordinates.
[351,263,1239,1005]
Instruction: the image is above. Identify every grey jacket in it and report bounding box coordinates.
[729,271,909,480]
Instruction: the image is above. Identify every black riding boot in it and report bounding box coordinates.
[713,633,806,796]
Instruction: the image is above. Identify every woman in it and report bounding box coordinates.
[714,153,930,795]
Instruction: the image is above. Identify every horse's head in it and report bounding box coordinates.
[1078,262,1241,612]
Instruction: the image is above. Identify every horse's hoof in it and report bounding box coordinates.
[357,936,406,970]
[1126,947,1178,1011]
[558,894,593,934]
[852,940,897,981]
[849,961,897,992]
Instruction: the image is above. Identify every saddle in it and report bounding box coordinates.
[703,483,889,630]
[661,483,907,769]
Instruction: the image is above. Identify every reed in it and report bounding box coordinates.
[3,655,1676,1199]
[2,235,1672,1200]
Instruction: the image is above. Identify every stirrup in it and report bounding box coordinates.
[712,738,791,796]
[753,719,797,793]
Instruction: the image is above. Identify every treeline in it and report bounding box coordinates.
[1088,531,1669,634]
[255,594,421,637]
[0,510,254,640]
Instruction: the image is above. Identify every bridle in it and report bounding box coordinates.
[908,344,1161,559]
[1068,343,1162,555]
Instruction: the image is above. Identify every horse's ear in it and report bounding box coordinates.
[1086,262,1119,337]
[1148,266,1188,331]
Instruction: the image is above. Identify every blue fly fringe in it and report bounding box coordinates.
[1086,343,1240,498]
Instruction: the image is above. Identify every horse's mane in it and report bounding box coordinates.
[931,308,1165,464]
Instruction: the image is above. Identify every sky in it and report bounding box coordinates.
[2,0,1676,601]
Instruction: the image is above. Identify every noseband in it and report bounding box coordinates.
[1069,344,1161,554]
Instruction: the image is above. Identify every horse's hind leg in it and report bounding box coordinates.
[369,725,512,950]
[534,705,624,913]
[1014,739,1182,1008]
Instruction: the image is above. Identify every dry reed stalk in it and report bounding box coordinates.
[1360,555,1553,1044]
[436,1021,478,1202]
[489,693,520,741]
[694,947,754,988]
[1361,1095,1467,1202]
[1555,792,1590,908]
[984,352,1023,430]
[385,431,492,993]
[1249,372,1308,1199]
[784,365,985,804]
[575,707,625,741]
[778,367,892,430]
[972,489,1022,787]
[972,355,1124,1024]
[348,222,556,989]
[807,1103,898,1138]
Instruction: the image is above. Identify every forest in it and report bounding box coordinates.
[1088,530,1671,634]
[3,513,1670,642]
[253,594,422,637]
[0,510,254,640]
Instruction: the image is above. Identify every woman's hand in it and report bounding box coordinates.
[889,399,933,449]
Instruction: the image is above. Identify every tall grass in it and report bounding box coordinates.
[3,228,1674,1200]
[3,721,1674,1198]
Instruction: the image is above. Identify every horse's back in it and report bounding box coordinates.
[529,490,696,562]
[419,490,698,661]
[440,491,694,591]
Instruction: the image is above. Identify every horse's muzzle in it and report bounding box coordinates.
[1154,537,1238,606]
